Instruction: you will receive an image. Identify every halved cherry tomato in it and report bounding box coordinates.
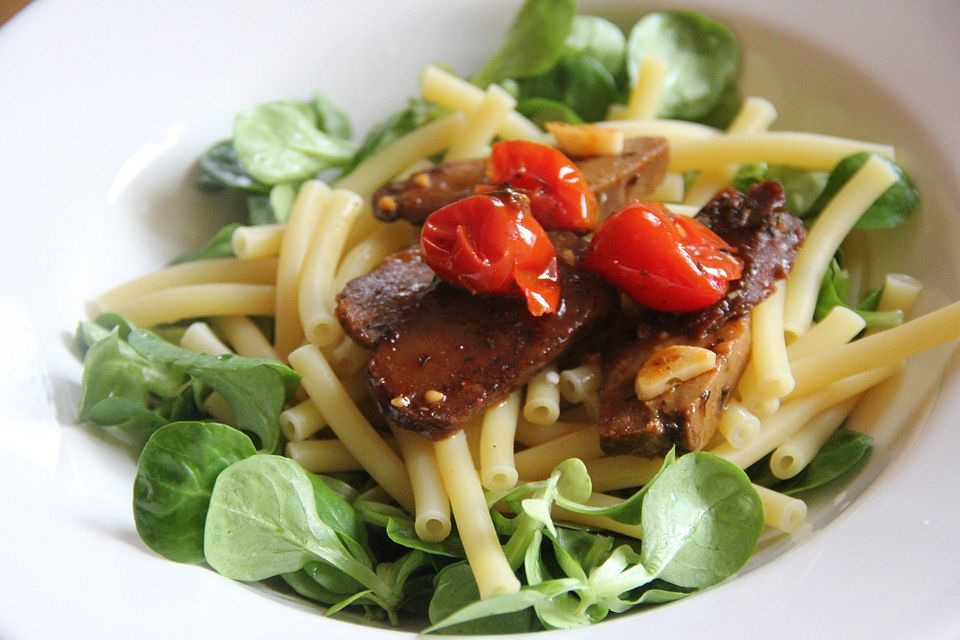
[582,202,743,313]
[486,140,600,232]
[420,191,560,315]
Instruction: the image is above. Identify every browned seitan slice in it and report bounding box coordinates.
[599,318,752,456]
[367,267,617,440]
[372,137,669,224]
[335,248,436,349]
[598,182,806,456]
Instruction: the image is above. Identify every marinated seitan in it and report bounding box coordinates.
[372,137,669,225]
[598,182,805,456]
[367,267,616,440]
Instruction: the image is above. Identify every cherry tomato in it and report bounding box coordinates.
[420,192,560,315]
[486,140,600,232]
[582,202,743,313]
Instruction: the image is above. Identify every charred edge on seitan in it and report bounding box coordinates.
[372,137,669,225]
[598,182,805,457]
[367,266,617,440]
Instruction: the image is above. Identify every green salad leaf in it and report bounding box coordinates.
[516,98,583,128]
[640,452,763,588]
[170,223,238,264]
[472,0,577,89]
[626,10,741,121]
[204,455,400,618]
[126,329,299,453]
[313,90,353,140]
[133,421,256,563]
[806,152,919,229]
[427,562,544,634]
[233,100,355,184]
[749,428,873,497]
[197,140,270,194]
[815,258,903,329]
[564,15,626,77]
[733,163,830,217]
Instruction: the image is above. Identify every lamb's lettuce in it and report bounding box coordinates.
[170,223,239,264]
[626,11,740,121]
[733,163,830,217]
[471,0,577,89]
[564,15,626,77]
[815,258,903,330]
[806,152,919,229]
[133,421,256,563]
[233,100,355,184]
[76,316,298,453]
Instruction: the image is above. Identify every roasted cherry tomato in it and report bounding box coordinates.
[582,202,743,313]
[486,140,600,232]
[420,192,560,315]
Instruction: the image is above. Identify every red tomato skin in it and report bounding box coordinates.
[420,193,560,315]
[487,140,600,232]
[582,202,743,313]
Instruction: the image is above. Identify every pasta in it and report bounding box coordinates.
[444,83,516,161]
[523,365,561,425]
[479,390,522,491]
[114,283,275,327]
[231,223,285,260]
[391,425,452,542]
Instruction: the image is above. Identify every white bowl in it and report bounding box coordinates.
[1,1,958,638]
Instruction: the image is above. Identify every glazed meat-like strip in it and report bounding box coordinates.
[336,249,437,349]
[598,182,806,456]
[372,137,669,224]
[337,231,585,350]
[599,319,752,456]
[367,267,617,440]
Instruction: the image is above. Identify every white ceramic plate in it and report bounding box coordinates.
[2,1,958,638]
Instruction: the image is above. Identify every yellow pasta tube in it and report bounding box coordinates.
[786,306,866,363]
[280,399,327,442]
[670,132,894,173]
[877,273,923,314]
[684,96,777,206]
[717,400,761,449]
[114,284,275,327]
[754,484,807,533]
[770,397,858,479]
[288,344,414,511]
[750,281,794,398]
[583,455,664,492]
[210,316,279,361]
[596,118,720,145]
[299,189,364,348]
[286,439,363,473]
[231,224,285,260]
[180,321,232,355]
[790,301,960,397]
[514,427,603,481]
[712,364,897,469]
[624,56,667,120]
[335,113,467,200]
[391,426,452,542]
[783,156,899,336]
[558,362,601,404]
[514,420,591,448]
[202,392,235,424]
[523,365,561,425]
[434,431,520,598]
[444,84,516,161]
[327,337,370,377]
[274,180,330,359]
[94,257,278,311]
[480,390,522,491]
[419,65,542,141]
[649,173,685,202]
